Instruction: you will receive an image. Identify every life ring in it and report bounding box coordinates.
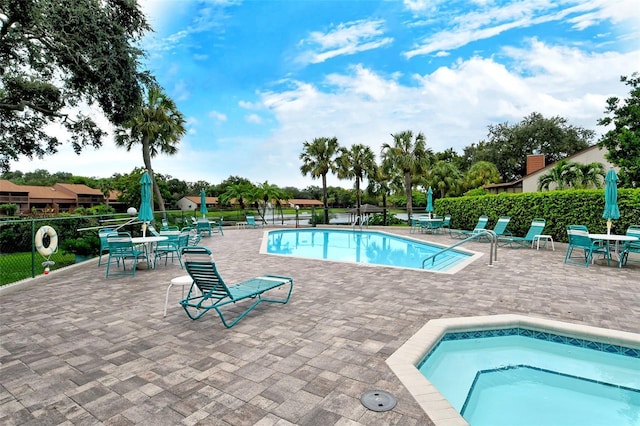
[35,225,58,257]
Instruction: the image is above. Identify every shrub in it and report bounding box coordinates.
[435,189,640,243]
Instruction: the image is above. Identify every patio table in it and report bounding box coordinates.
[131,235,168,269]
[588,233,639,264]
[419,217,444,234]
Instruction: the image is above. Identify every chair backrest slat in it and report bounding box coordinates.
[183,247,235,300]
[567,228,592,247]
[523,218,546,240]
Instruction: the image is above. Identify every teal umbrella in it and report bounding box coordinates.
[426,187,434,216]
[138,171,154,236]
[602,168,620,234]
[200,188,208,218]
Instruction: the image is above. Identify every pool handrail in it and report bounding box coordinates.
[422,229,497,269]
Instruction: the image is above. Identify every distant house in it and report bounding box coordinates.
[176,196,219,212]
[484,145,616,194]
[0,180,117,214]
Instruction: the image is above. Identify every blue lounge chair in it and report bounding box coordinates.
[477,216,511,242]
[498,218,546,248]
[564,226,609,267]
[450,215,489,239]
[179,247,293,327]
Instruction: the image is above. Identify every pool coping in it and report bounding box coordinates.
[259,227,483,274]
[385,314,640,426]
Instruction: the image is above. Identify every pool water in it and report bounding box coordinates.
[418,329,640,425]
[262,229,475,272]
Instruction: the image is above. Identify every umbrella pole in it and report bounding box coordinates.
[607,219,611,235]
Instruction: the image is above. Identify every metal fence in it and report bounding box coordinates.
[1,207,401,286]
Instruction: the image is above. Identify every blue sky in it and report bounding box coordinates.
[11,0,640,189]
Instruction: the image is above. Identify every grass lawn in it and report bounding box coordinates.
[0,251,76,286]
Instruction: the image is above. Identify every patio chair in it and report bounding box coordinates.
[477,216,511,242]
[196,219,212,237]
[154,230,188,268]
[98,228,116,266]
[179,247,294,327]
[246,216,263,228]
[564,226,610,267]
[105,232,149,277]
[619,225,640,268]
[450,215,489,239]
[210,216,224,235]
[439,214,451,234]
[498,218,546,248]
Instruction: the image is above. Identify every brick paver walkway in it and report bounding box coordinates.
[1,227,638,425]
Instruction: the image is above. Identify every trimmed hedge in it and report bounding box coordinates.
[434,189,640,243]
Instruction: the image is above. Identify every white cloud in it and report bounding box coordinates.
[403,0,640,58]
[298,19,393,64]
[245,114,263,124]
[208,111,227,122]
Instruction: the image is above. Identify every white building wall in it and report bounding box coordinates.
[522,146,618,192]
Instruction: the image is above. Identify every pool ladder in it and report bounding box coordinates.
[352,215,369,231]
[421,230,498,269]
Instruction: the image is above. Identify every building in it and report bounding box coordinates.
[484,145,616,194]
[0,180,120,215]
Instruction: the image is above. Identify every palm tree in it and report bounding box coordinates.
[253,181,287,224]
[367,161,393,225]
[336,144,376,217]
[464,161,501,190]
[574,162,605,189]
[299,137,339,224]
[427,160,464,198]
[220,182,254,211]
[539,160,606,191]
[381,130,431,220]
[115,83,186,217]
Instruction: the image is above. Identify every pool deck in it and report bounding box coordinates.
[1,226,638,425]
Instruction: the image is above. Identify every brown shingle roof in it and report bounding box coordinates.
[0,179,27,193]
[54,183,103,195]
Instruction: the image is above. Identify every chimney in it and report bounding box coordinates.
[526,154,545,175]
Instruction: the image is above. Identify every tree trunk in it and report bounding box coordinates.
[404,172,412,222]
[142,136,167,219]
[322,173,329,224]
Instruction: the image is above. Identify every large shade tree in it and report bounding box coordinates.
[598,73,640,188]
[464,112,594,182]
[115,84,186,217]
[0,0,151,172]
[381,130,431,220]
[300,137,339,224]
[336,144,376,217]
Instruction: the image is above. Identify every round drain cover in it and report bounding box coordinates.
[360,390,397,412]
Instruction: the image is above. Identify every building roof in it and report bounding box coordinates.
[0,179,27,193]
[54,183,103,196]
[17,185,75,200]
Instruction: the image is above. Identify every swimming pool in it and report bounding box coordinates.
[386,315,640,426]
[419,328,640,425]
[261,228,480,272]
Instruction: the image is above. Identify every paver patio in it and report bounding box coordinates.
[1,226,638,425]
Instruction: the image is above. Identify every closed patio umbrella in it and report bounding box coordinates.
[426,187,434,217]
[138,171,154,236]
[602,168,620,234]
[200,188,208,218]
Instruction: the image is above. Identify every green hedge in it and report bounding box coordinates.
[435,189,640,243]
